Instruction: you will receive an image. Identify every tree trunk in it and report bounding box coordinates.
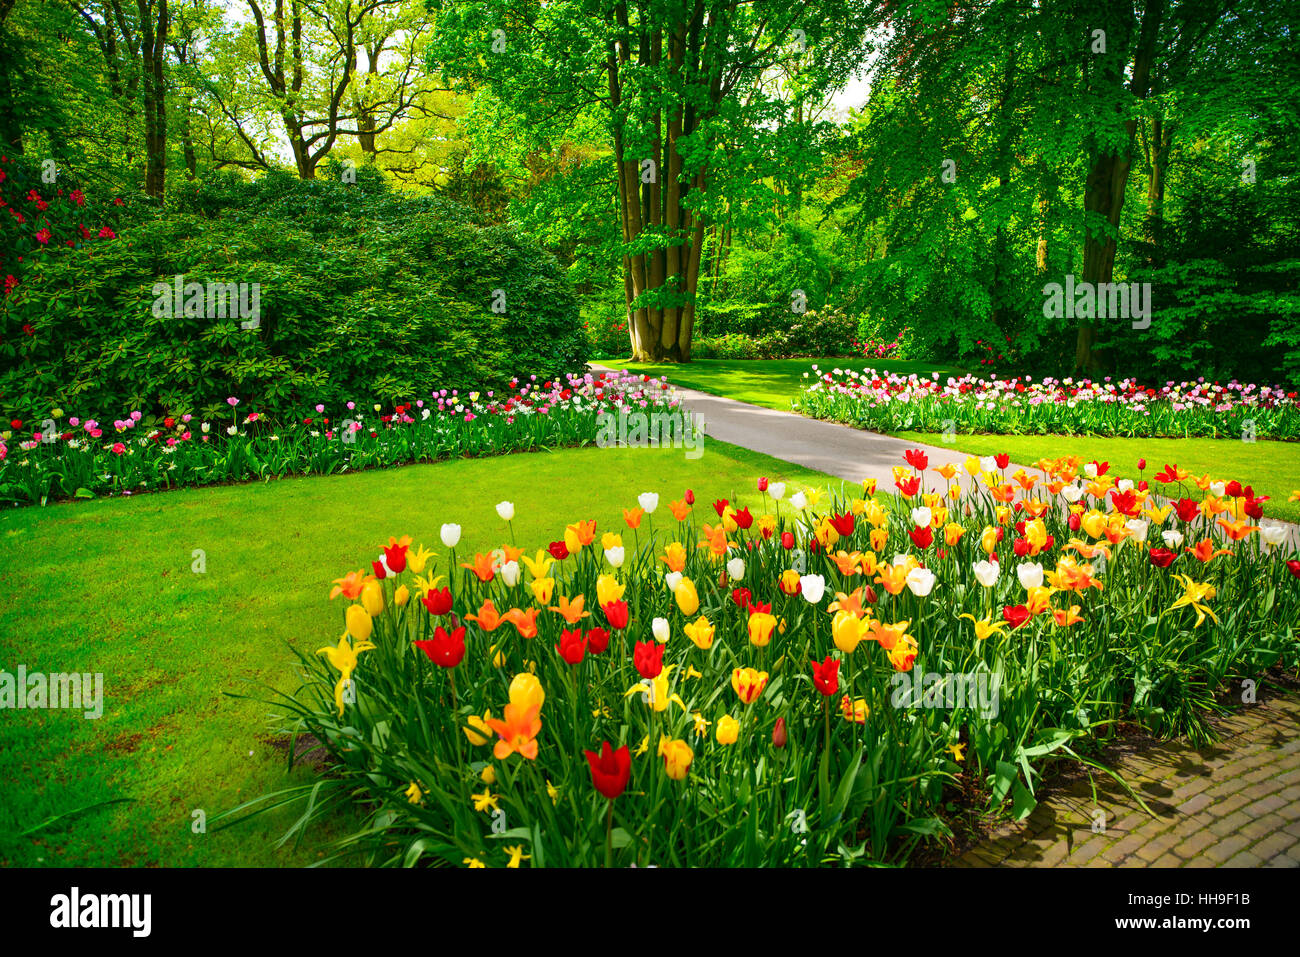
[1144,112,1172,254]
[138,0,169,201]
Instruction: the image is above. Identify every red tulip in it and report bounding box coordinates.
[382,542,408,574]
[602,600,629,630]
[772,717,788,748]
[684,488,695,505]
[896,475,921,497]
[1286,560,1300,579]
[909,525,933,549]
[1148,547,1176,568]
[713,498,729,517]
[585,741,632,800]
[1002,604,1031,629]
[904,448,928,470]
[1068,513,1081,532]
[1137,458,1146,471]
[781,531,794,549]
[994,453,1010,469]
[633,640,664,679]
[810,656,840,696]
[422,586,453,615]
[1174,498,1201,523]
[757,477,769,492]
[413,625,465,668]
[1012,537,1030,557]
[556,628,588,665]
[371,560,387,580]
[732,506,754,530]
[829,512,854,537]
[585,627,611,655]
[1225,480,1243,498]
[732,587,752,609]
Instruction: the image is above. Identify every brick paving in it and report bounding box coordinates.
[951,687,1300,867]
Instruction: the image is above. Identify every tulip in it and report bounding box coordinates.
[509,672,545,713]
[732,667,769,704]
[529,577,555,606]
[831,611,865,654]
[716,715,740,745]
[911,506,932,528]
[811,656,840,696]
[360,580,384,617]
[394,584,410,607]
[422,586,453,615]
[972,560,999,588]
[726,557,746,581]
[772,717,788,748]
[790,491,808,510]
[905,567,936,597]
[413,625,467,668]
[586,627,611,654]
[674,577,700,616]
[485,703,542,761]
[585,741,631,800]
[634,640,665,679]
[603,600,630,629]
[464,712,493,746]
[799,573,826,604]
[440,523,461,548]
[496,501,515,521]
[747,611,778,647]
[684,617,715,649]
[555,628,588,665]
[1149,547,1176,568]
[345,604,373,644]
[596,574,625,608]
[659,737,693,780]
[500,560,521,587]
[1003,604,1032,629]
[605,545,626,568]
[652,616,671,644]
[768,482,786,500]
[637,492,659,514]
[1016,562,1044,590]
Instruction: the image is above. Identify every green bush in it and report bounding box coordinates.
[1,171,588,422]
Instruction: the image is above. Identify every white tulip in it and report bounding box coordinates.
[226,425,238,436]
[799,574,826,603]
[768,482,786,500]
[1061,485,1084,503]
[664,571,683,593]
[1161,530,1184,549]
[1083,463,1098,479]
[496,501,515,521]
[652,617,671,644]
[972,560,999,588]
[637,492,659,514]
[905,567,936,597]
[1210,481,1226,498]
[1260,524,1288,548]
[789,491,808,510]
[605,546,625,569]
[1124,519,1149,543]
[1117,479,1134,492]
[980,456,997,474]
[1016,562,1044,590]
[727,557,746,581]
[440,523,461,548]
[500,560,521,587]
[911,506,932,529]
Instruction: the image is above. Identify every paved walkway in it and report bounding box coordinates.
[595,363,1300,867]
[951,686,1300,867]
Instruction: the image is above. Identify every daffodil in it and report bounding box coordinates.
[471,788,500,813]
[504,845,531,868]
[405,781,425,804]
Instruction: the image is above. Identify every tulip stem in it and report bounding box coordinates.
[604,800,614,868]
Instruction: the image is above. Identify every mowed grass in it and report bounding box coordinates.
[602,356,963,411]
[896,432,1300,525]
[0,440,841,867]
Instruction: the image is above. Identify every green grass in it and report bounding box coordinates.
[897,432,1300,525]
[0,440,843,867]
[602,356,963,411]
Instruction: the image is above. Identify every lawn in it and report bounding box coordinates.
[601,356,963,411]
[896,431,1300,525]
[0,439,841,867]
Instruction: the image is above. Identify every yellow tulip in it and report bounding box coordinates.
[596,574,625,608]
[509,672,545,713]
[674,577,700,616]
[732,667,769,704]
[716,714,739,745]
[943,523,965,546]
[747,611,778,647]
[659,737,694,781]
[684,616,715,649]
[464,712,493,746]
[980,526,999,554]
[831,610,866,654]
[394,584,410,607]
[601,531,623,550]
[870,528,888,552]
[361,579,384,617]
[345,604,373,644]
[529,577,555,606]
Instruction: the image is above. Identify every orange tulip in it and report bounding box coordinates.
[660,541,687,572]
[461,552,497,582]
[669,499,692,520]
[503,607,539,639]
[466,599,506,632]
[549,594,591,624]
[1053,605,1084,627]
[1216,518,1259,541]
[623,507,644,529]
[485,703,542,761]
[1187,538,1232,562]
[874,563,909,596]
[329,569,371,601]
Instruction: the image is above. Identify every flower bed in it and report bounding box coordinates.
[0,370,674,506]
[792,367,1300,439]
[226,453,1300,867]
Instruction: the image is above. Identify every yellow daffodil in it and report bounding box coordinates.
[504,845,530,868]
[471,789,499,813]
[692,712,711,736]
[464,857,486,868]
[405,781,424,805]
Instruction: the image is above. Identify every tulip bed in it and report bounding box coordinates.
[226,453,1300,867]
[0,370,677,507]
[792,367,1300,439]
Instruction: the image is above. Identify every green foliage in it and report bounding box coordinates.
[2,173,587,421]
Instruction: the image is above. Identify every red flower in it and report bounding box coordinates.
[1225,480,1243,498]
[1002,604,1031,629]
[908,525,933,549]
[1154,464,1181,484]
[633,640,664,679]
[1110,488,1140,517]
[1148,548,1176,568]
[1067,513,1082,532]
[772,717,788,748]
[1092,460,1110,476]
[757,477,769,492]
[732,587,752,609]
[585,627,610,655]
[1244,494,1268,520]
[1286,560,1300,579]
[371,560,387,579]
[1174,498,1201,523]
[163,417,175,428]
[584,741,631,800]
[733,506,754,530]
[9,419,21,429]
[994,453,1010,469]
[548,540,569,560]
[810,656,840,696]
[556,628,588,665]
[896,475,921,497]
[382,541,409,574]
[829,512,854,537]
[713,498,729,517]
[413,625,466,668]
[422,586,453,615]
[781,531,794,549]
[684,488,694,505]
[1012,537,1030,557]
[602,599,629,629]
[904,448,928,470]
[1137,458,1146,471]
